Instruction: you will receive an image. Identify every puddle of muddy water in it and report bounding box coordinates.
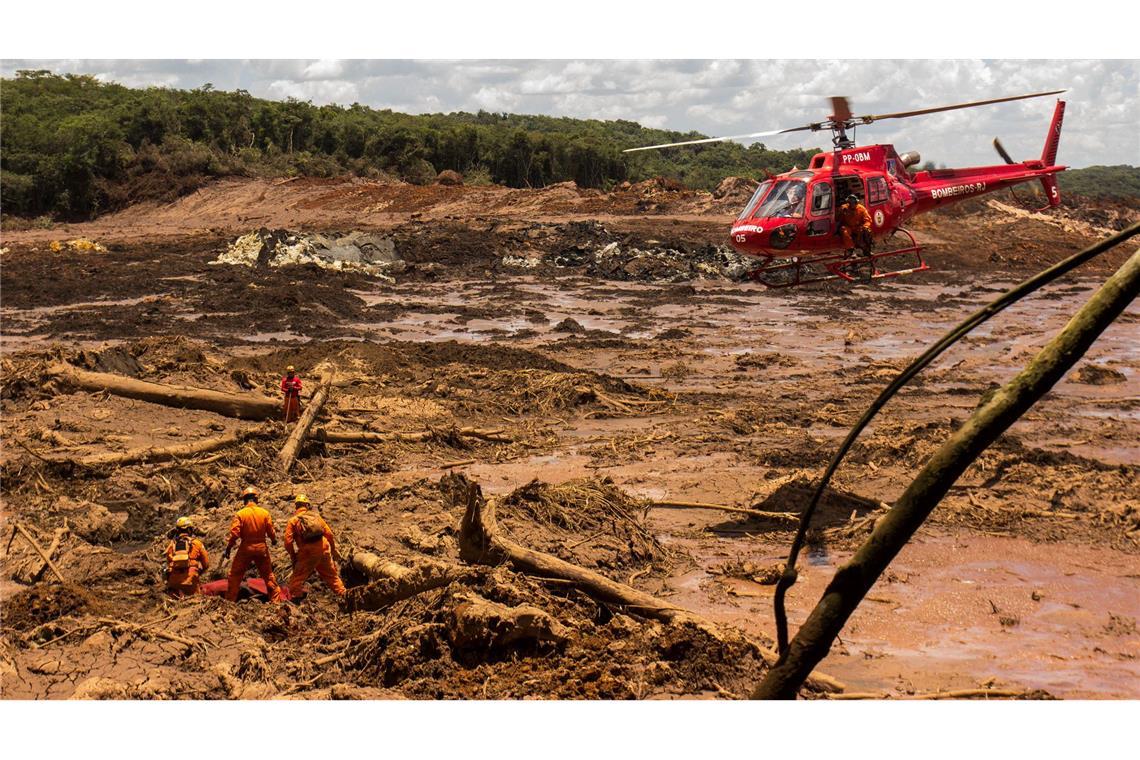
[242,331,312,343]
[662,529,1140,698]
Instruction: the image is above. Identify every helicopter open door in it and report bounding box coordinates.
[834,176,865,206]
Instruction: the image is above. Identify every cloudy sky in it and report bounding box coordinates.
[4,59,1137,168]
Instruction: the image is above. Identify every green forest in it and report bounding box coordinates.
[2,70,1137,220]
[0,70,818,219]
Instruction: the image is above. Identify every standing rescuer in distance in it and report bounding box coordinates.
[281,365,302,423]
[285,493,346,600]
[165,517,209,597]
[224,486,283,602]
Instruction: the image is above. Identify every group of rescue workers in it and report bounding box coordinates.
[163,366,347,603]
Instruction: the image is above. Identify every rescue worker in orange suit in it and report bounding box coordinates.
[164,517,209,597]
[281,365,302,423]
[224,486,283,602]
[837,194,874,257]
[284,494,346,600]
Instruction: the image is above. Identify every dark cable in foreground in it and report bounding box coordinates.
[758,244,1140,698]
[771,221,1140,657]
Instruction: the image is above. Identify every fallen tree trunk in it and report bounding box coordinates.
[754,247,1140,700]
[349,550,415,582]
[315,427,511,444]
[647,501,800,522]
[449,472,844,694]
[343,551,476,612]
[448,592,569,650]
[49,424,276,469]
[277,364,335,474]
[47,363,279,421]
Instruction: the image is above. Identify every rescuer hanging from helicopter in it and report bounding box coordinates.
[837,194,873,257]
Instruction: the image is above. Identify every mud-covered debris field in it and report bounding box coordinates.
[1,178,1137,699]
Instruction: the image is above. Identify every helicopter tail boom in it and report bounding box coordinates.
[1039,100,1066,207]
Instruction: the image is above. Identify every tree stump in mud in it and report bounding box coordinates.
[343,554,477,613]
[447,593,569,651]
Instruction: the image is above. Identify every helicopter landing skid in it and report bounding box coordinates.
[746,229,928,288]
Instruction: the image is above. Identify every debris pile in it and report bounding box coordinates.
[212,228,403,279]
[586,241,753,282]
[49,238,107,253]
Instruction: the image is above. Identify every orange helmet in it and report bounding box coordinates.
[241,486,259,501]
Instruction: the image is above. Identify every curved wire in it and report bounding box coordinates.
[772,221,1140,656]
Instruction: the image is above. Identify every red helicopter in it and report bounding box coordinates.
[625,91,1067,287]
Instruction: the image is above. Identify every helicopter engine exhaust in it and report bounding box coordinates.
[898,150,921,168]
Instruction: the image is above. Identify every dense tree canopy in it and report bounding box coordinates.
[1,71,821,218]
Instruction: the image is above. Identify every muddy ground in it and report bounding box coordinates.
[1,178,1137,699]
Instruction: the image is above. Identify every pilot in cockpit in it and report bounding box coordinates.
[773,184,805,218]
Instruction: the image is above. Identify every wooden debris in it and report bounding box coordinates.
[647,500,800,522]
[94,617,204,650]
[448,592,569,650]
[48,424,276,469]
[344,551,476,613]
[316,426,511,444]
[9,522,66,583]
[47,363,280,420]
[32,524,69,583]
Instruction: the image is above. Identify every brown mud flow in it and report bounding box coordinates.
[1,180,1137,699]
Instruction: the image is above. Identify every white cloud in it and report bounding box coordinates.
[266,78,359,103]
[302,59,345,80]
[471,86,519,112]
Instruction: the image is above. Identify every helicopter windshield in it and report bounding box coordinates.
[753,179,806,219]
[737,180,773,220]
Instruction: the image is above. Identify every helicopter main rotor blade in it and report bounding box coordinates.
[993,137,1016,165]
[859,90,1066,124]
[622,129,787,153]
[829,96,853,123]
[622,90,1065,153]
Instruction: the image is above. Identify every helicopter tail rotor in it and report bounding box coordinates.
[992,136,1030,206]
[992,137,1016,165]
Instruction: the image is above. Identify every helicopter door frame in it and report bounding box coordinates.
[806,179,833,237]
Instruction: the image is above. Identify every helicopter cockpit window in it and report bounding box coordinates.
[737,180,773,220]
[753,180,806,219]
[811,182,832,215]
